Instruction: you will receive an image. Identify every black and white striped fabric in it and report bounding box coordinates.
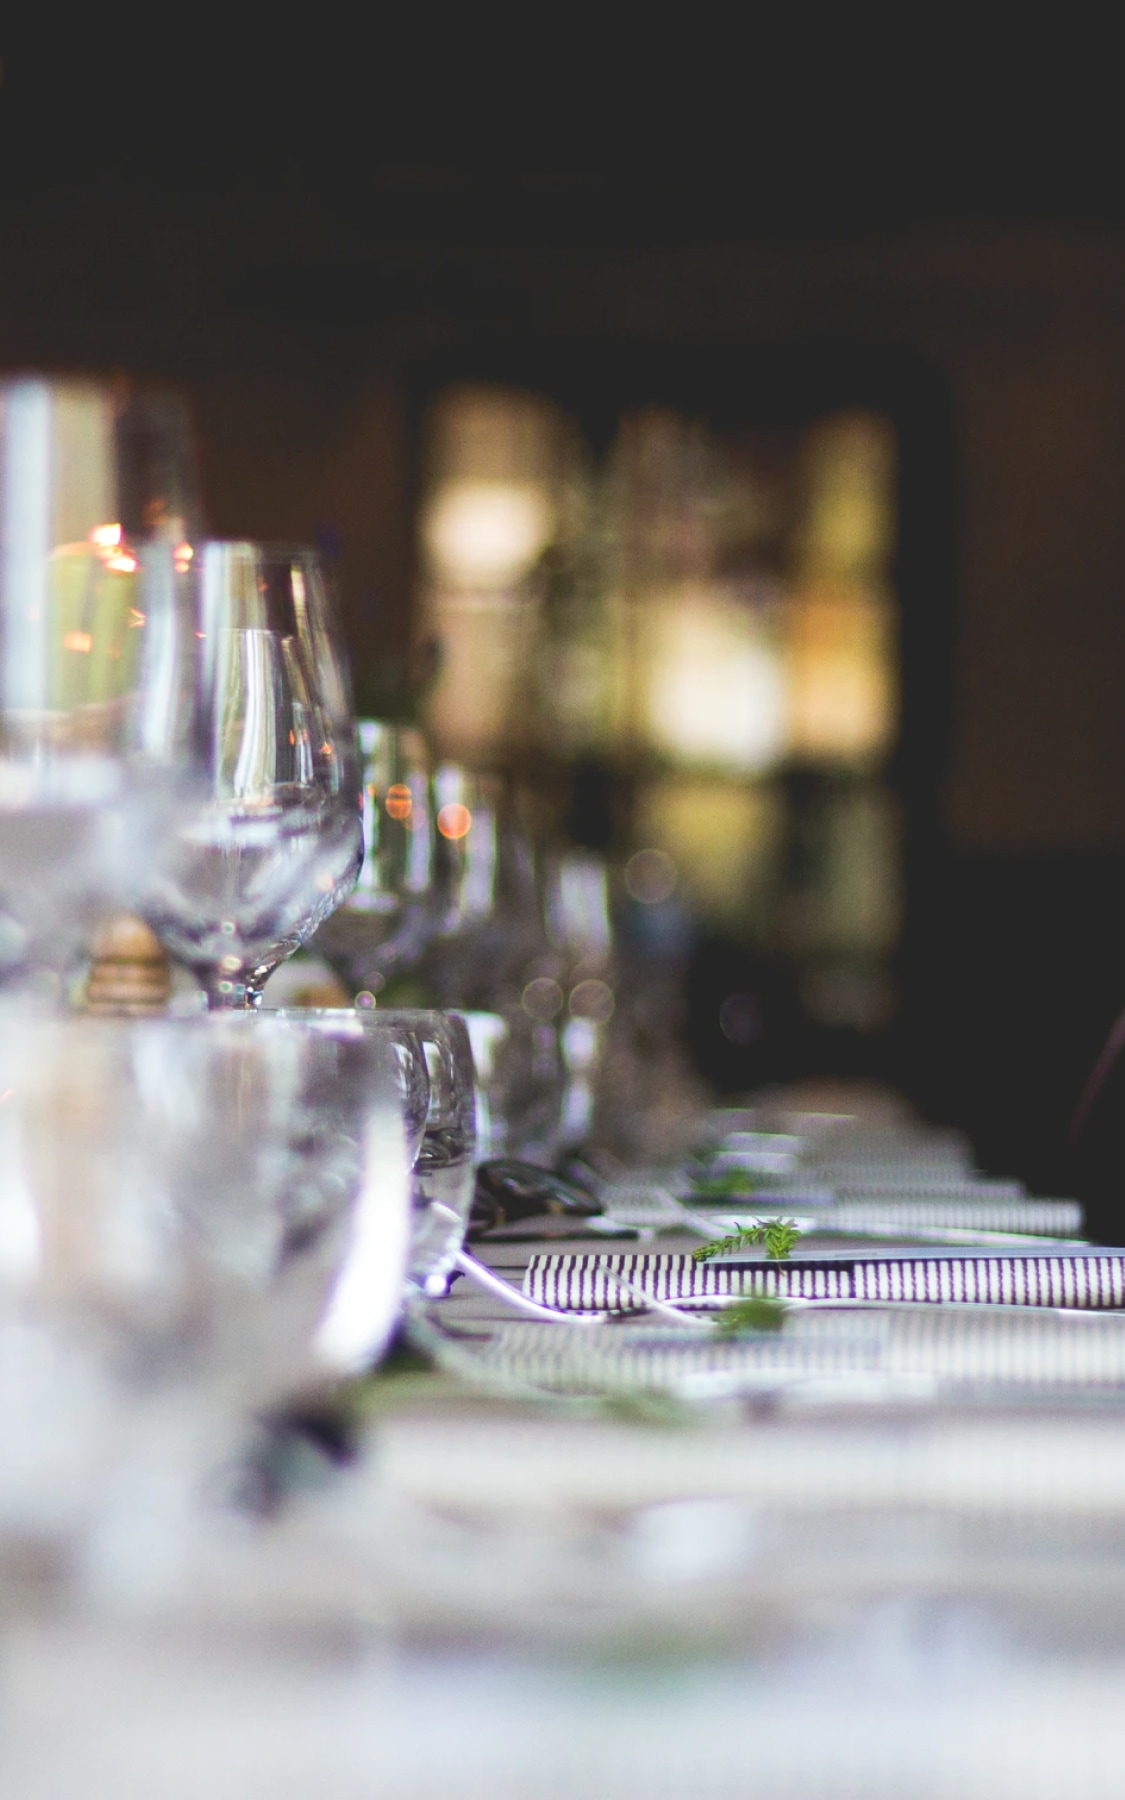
[524,1248,1125,1313]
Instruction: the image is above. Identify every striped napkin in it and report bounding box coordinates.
[524,1247,1125,1313]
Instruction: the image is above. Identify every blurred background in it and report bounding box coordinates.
[5,29,1125,1213]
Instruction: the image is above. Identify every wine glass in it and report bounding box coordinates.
[460,1007,566,1164]
[271,1005,433,1167]
[312,720,438,999]
[421,764,548,1008]
[364,1007,478,1295]
[0,1008,413,1581]
[0,375,204,994]
[268,1002,477,1296]
[534,846,618,1154]
[142,542,363,1009]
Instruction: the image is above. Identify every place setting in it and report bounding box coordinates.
[9,366,1125,1800]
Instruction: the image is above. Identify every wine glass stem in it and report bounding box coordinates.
[200,972,264,1010]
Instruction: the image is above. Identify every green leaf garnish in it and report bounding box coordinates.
[689,1170,765,1199]
[691,1218,801,1263]
[714,1292,787,1335]
[691,1225,764,1261]
[763,1218,802,1260]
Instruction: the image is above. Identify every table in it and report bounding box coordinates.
[7,1225,1125,1795]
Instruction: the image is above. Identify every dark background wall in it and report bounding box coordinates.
[5,36,1125,1218]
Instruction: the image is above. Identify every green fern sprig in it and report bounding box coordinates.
[762,1218,802,1260]
[691,1218,801,1263]
[691,1224,767,1261]
[689,1170,765,1200]
[714,1292,787,1335]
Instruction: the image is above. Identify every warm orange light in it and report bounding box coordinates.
[128,609,146,628]
[90,523,122,549]
[785,582,896,763]
[385,783,413,821]
[437,801,472,840]
[63,631,93,653]
[174,542,193,561]
[105,552,137,574]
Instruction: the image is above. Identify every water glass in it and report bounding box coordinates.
[363,1007,478,1296]
[0,1008,413,1572]
[269,1006,432,1165]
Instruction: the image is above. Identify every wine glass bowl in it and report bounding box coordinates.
[267,1002,476,1293]
[0,375,205,991]
[459,1005,566,1164]
[272,1005,433,1167]
[143,543,363,1009]
[313,720,437,999]
[366,1007,478,1295]
[421,764,547,1012]
[0,1008,414,1561]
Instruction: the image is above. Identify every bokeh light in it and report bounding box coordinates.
[437,802,473,840]
[624,847,678,904]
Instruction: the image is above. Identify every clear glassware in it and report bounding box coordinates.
[421,763,547,1009]
[460,1007,566,1164]
[273,1002,475,1291]
[364,1006,478,1296]
[0,1008,413,1576]
[311,720,437,999]
[0,376,204,992]
[143,542,363,1009]
[543,847,618,1154]
[271,1006,432,1165]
